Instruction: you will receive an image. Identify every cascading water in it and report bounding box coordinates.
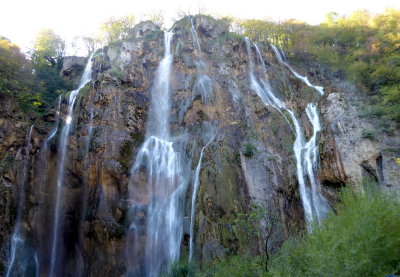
[304,103,330,223]
[6,124,35,277]
[270,44,324,96]
[245,38,329,230]
[190,17,213,103]
[190,18,201,53]
[270,43,330,224]
[49,56,93,277]
[188,134,215,261]
[127,31,188,277]
[85,108,94,155]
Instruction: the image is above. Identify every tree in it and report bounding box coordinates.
[235,203,282,271]
[31,29,65,67]
[0,36,33,94]
[99,14,136,44]
[30,29,71,112]
[269,185,400,276]
[81,36,100,55]
[146,10,165,29]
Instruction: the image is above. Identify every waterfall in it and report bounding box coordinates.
[49,56,93,277]
[245,38,329,230]
[190,17,201,53]
[6,124,35,277]
[304,104,330,223]
[270,43,330,224]
[190,17,213,103]
[189,134,215,261]
[270,44,324,96]
[127,31,188,277]
[85,108,94,156]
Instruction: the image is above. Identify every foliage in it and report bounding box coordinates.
[0,34,69,114]
[243,143,257,157]
[81,36,100,55]
[198,255,267,277]
[31,29,65,67]
[99,14,136,44]
[29,29,72,113]
[0,36,35,102]
[361,129,380,140]
[145,10,165,29]
[163,260,196,277]
[0,152,14,174]
[235,203,281,270]
[268,185,400,277]
[118,140,133,173]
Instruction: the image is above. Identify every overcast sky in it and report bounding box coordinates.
[1,0,399,53]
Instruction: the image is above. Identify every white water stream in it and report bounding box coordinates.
[128,31,188,277]
[245,38,329,229]
[6,124,34,277]
[49,56,93,277]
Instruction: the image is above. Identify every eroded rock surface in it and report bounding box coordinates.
[0,15,399,275]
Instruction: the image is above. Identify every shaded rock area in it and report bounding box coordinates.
[61,56,87,86]
[0,14,399,275]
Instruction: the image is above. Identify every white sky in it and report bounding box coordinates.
[1,0,399,53]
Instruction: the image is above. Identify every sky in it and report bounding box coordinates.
[1,0,399,53]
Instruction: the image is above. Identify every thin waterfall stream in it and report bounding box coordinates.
[6,124,34,277]
[270,44,324,96]
[49,56,93,277]
[190,17,213,103]
[189,134,215,261]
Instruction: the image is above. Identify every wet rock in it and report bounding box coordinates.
[61,56,87,82]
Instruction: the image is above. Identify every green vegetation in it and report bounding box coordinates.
[174,185,400,277]
[361,129,380,140]
[0,30,72,114]
[30,29,72,111]
[269,185,400,276]
[99,14,136,44]
[198,255,266,277]
[118,140,133,173]
[238,9,400,123]
[235,204,281,270]
[213,186,397,276]
[0,152,14,174]
[243,143,257,157]
[163,261,196,277]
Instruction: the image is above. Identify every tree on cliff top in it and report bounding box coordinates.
[31,29,65,68]
[99,14,136,44]
[0,36,33,95]
[30,29,71,112]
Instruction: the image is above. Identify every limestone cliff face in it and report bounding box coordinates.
[0,15,399,275]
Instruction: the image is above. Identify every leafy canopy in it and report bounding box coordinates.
[100,14,136,44]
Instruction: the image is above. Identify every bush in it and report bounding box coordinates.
[361,129,380,140]
[243,143,257,157]
[163,261,196,277]
[198,255,267,277]
[268,185,400,277]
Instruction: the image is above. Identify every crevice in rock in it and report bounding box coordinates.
[361,161,378,184]
[376,154,384,185]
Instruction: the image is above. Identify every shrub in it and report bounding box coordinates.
[163,261,196,277]
[361,129,379,140]
[268,185,400,277]
[243,143,257,157]
[198,255,267,277]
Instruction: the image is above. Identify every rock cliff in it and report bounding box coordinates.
[0,15,398,276]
